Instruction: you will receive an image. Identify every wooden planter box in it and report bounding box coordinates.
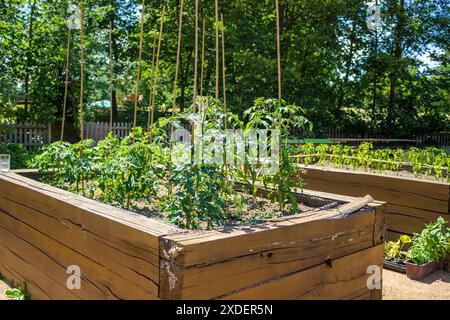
[0,171,386,300]
[298,165,450,234]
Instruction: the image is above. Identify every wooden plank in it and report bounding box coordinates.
[220,244,384,300]
[0,194,160,290]
[301,165,449,213]
[0,172,177,239]
[300,165,450,237]
[0,243,67,300]
[386,204,449,235]
[0,174,166,266]
[371,201,387,245]
[0,172,180,299]
[160,205,385,299]
[0,209,158,300]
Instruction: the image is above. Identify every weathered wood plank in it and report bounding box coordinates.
[220,245,384,300]
[0,172,178,299]
[301,165,449,213]
[300,165,450,237]
[387,204,449,235]
[0,195,160,288]
[0,208,159,300]
[160,204,386,299]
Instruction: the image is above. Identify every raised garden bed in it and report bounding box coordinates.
[297,165,450,236]
[0,170,386,300]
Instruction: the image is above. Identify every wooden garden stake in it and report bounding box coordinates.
[275,0,282,101]
[200,18,206,97]
[146,31,157,132]
[148,5,166,139]
[109,21,114,133]
[169,0,185,196]
[79,1,85,140]
[221,12,227,130]
[133,0,146,138]
[171,0,184,118]
[60,28,72,141]
[215,0,219,100]
[193,0,199,110]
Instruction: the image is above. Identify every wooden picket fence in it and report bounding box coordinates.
[292,127,450,147]
[84,121,450,147]
[84,122,133,142]
[323,128,450,146]
[0,120,51,149]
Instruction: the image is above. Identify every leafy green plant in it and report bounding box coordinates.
[32,140,96,195]
[293,143,449,181]
[4,287,29,300]
[163,164,228,229]
[384,235,412,261]
[96,128,164,209]
[245,98,311,212]
[406,217,450,265]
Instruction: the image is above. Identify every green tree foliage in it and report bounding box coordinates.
[0,0,448,135]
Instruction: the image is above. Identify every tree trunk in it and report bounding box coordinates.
[336,17,357,117]
[180,50,193,112]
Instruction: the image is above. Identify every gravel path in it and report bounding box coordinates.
[383,269,450,300]
[0,279,12,300]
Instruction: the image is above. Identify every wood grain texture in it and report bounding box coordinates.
[300,165,450,236]
[220,245,384,300]
[160,202,386,300]
[1,171,386,300]
[0,172,178,300]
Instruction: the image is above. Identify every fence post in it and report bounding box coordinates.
[47,122,52,144]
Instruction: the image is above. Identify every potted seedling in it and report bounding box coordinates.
[384,235,411,272]
[404,217,450,280]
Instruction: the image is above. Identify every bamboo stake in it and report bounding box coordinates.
[215,0,219,100]
[169,0,185,197]
[148,5,166,138]
[133,0,146,136]
[79,1,85,140]
[275,0,282,101]
[146,30,157,132]
[171,0,184,117]
[60,28,72,141]
[221,12,227,130]
[193,0,199,110]
[199,18,206,97]
[109,21,114,133]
